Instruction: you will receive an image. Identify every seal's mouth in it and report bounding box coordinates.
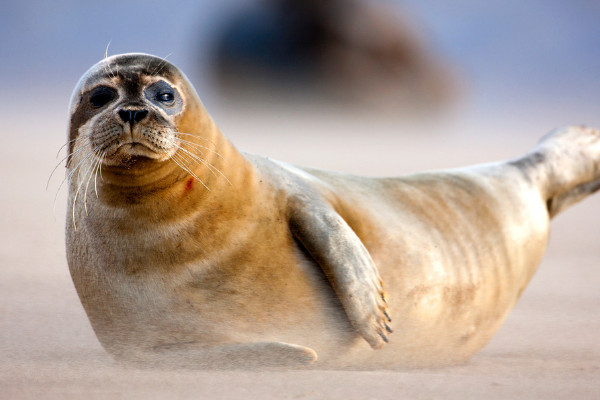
[87,112,178,167]
[115,142,157,156]
[100,140,169,167]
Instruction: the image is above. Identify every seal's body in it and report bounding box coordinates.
[66,54,600,368]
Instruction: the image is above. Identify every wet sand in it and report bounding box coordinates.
[1,101,599,399]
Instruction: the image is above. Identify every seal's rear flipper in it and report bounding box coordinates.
[512,126,600,218]
[547,178,600,217]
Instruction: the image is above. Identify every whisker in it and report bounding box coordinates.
[173,153,208,186]
[94,150,107,197]
[47,141,93,190]
[108,61,116,79]
[75,147,101,219]
[175,137,224,160]
[177,146,232,186]
[151,53,173,76]
[70,150,99,230]
[54,146,95,201]
[175,132,217,146]
[103,60,114,80]
[54,146,99,219]
[171,153,210,190]
[55,137,80,159]
[104,40,111,59]
[99,150,105,182]
[104,41,117,79]
[71,190,79,231]
[83,148,103,216]
[177,150,216,179]
[170,153,210,191]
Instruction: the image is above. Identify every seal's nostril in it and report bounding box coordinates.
[118,109,148,125]
[118,109,133,124]
[133,110,148,123]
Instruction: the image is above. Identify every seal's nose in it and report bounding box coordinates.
[118,109,148,125]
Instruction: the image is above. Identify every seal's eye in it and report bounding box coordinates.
[156,92,174,104]
[145,80,182,115]
[90,86,118,108]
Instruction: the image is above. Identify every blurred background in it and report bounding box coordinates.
[2,0,600,133]
[1,1,600,398]
[3,0,600,172]
[2,0,598,169]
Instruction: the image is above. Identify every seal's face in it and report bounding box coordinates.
[68,54,187,167]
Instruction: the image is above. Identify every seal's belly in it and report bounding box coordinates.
[330,173,551,366]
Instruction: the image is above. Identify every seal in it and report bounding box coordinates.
[65,53,600,369]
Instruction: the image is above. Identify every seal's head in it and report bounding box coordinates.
[67,53,212,172]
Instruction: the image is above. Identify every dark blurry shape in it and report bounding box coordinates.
[212,0,457,109]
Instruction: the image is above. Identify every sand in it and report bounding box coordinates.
[1,99,599,399]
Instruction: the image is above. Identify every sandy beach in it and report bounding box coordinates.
[1,95,598,399]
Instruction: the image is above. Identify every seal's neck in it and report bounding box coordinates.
[88,127,257,221]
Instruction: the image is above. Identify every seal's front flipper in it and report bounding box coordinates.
[288,196,392,349]
[145,341,317,369]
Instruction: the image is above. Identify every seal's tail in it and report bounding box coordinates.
[515,126,600,218]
